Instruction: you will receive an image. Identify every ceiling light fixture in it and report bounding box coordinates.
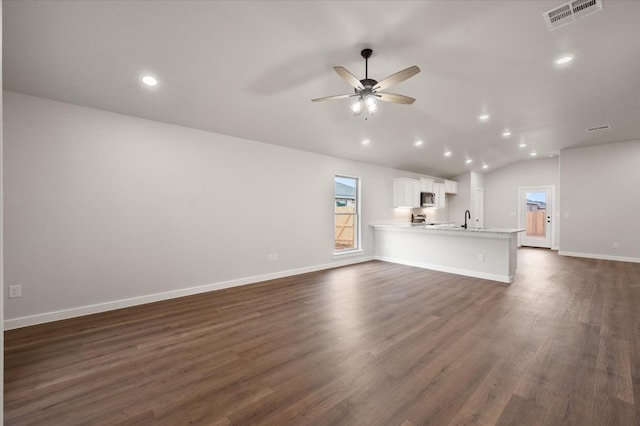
[478,114,490,121]
[141,75,158,87]
[519,143,527,148]
[465,159,473,164]
[361,139,370,146]
[351,94,377,117]
[502,130,512,137]
[554,55,574,65]
[530,152,537,156]
[482,164,489,169]
[444,151,452,157]
[350,100,362,114]
[313,48,420,118]
[414,140,423,147]
[365,95,377,111]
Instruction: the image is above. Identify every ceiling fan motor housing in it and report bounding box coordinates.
[359,78,378,89]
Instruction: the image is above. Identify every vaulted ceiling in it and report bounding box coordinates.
[4,0,640,178]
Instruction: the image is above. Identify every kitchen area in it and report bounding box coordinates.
[371,176,524,283]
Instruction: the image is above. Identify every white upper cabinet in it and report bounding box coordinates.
[393,178,421,208]
[444,180,458,194]
[393,177,456,208]
[420,178,434,193]
[433,182,446,209]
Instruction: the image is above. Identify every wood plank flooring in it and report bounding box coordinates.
[4,248,640,425]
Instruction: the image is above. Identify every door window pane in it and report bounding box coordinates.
[525,191,546,237]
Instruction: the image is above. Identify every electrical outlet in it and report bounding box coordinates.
[268,253,279,262]
[478,254,485,262]
[612,242,619,249]
[9,285,22,299]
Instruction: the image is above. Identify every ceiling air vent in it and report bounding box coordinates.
[586,124,611,132]
[543,0,603,31]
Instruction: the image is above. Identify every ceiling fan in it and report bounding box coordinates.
[311,48,420,116]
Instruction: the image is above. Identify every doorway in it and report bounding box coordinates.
[518,186,554,248]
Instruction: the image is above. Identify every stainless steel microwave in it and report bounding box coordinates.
[421,192,435,207]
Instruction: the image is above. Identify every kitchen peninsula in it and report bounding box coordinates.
[370,223,525,283]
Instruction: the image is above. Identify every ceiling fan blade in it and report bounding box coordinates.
[373,66,420,91]
[311,94,354,102]
[334,66,365,90]
[376,92,416,105]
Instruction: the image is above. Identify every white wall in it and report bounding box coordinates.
[3,91,425,327]
[471,171,485,227]
[1,1,5,418]
[484,157,560,246]
[448,171,483,227]
[560,139,640,261]
[448,172,470,227]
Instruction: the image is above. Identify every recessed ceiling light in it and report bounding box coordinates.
[478,114,490,121]
[502,130,512,137]
[361,139,370,146]
[519,143,527,148]
[444,151,452,157]
[530,152,537,156]
[554,55,574,65]
[414,140,423,147]
[465,159,473,164]
[482,164,489,169]
[141,75,158,87]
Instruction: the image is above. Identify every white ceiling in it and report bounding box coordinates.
[4,0,640,178]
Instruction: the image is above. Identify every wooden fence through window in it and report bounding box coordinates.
[335,206,355,249]
[526,209,546,236]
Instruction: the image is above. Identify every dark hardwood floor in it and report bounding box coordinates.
[4,248,640,425]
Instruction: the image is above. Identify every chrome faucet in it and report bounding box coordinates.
[463,210,471,229]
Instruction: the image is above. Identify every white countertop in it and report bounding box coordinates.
[369,221,524,235]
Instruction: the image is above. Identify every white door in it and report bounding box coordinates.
[518,186,553,248]
[473,188,484,228]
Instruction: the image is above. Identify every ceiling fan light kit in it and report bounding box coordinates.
[352,94,378,117]
[312,48,420,118]
[350,100,363,114]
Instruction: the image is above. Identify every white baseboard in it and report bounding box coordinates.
[375,255,513,283]
[4,255,374,330]
[558,251,640,263]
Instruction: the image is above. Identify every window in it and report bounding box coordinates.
[334,175,359,252]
